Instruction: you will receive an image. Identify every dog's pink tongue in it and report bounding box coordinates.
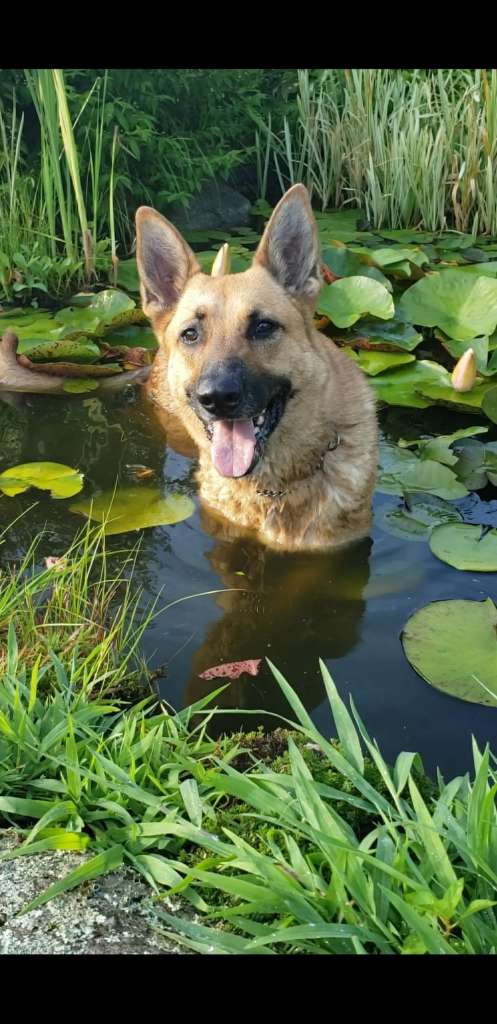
[211,419,256,477]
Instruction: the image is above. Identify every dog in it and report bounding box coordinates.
[135,184,378,552]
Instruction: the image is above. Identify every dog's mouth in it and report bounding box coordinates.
[203,391,288,478]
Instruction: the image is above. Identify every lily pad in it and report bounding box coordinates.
[17,336,101,363]
[69,486,195,535]
[402,598,497,707]
[102,325,158,351]
[62,379,101,394]
[359,246,429,270]
[377,457,468,500]
[429,522,497,571]
[116,258,140,293]
[322,247,392,291]
[346,350,415,375]
[396,271,497,342]
[438,334,490,374]
[482,387,497,425]
[316,277,394,328]
[371,360,451,409]
[0,461,84,499]
[399,426,489,466]
[341,319,423,353]
[377,494,462,542]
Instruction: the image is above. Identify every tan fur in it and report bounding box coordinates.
[136,186,378,552]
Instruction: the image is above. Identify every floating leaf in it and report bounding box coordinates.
[482,386,497,424]
[377,495,462,542]
[347,350,415,375]
[402,598,497,707]
[356,246,429,270]
[400,426,488,466]
[62,379,100,393]
[322,246,392,291]
[316,277,394,328]
[17,336,101,363]
[86,289,135,324]
[377,458,468,500]
[396,271,497,342]
[439,334,489,375]
[102,325,157,350]
[430,522,497,570]
[378,230,435,244]
[53,308,102,337]
[17,356,121,378]
[198,659,262,681]
[417,379,496,412]
[116,258,140,293]
[69,486,194,535]
[371,360,450,408]
[340,319,423,352]
[0,461,84,499]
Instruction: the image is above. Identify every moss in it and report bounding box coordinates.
[179,726,436,876]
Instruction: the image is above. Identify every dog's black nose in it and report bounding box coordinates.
[196,360,245,417]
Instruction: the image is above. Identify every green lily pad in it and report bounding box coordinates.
[482,387,497,424]
[62,379,101,394]
[435,232,476,250]
[399,426,489,466]
[0,462,84,499]
[102,325,158,350]
[371,360,451,409]
[402,598,497,706]
[343,319,423,352]
[377,457,468,500]
[378,230,435,244]
[322,246,393,291]
[87,289,135,324]
[347,350,415,375]
[359,246,429,270]
[316,277,394,328]
[452,438,489,489]
[438,334,490,374]
[418,379,497,412]
[53,307,103,337]
[315,210,368,243]
[17,337,101,363]
[116,258,140,293]
[69,486,195,535]
[429,522,497,570]
[377,494,462,542]
[396,271,497,342]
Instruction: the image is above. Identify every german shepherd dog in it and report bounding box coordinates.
[135,185,378,552]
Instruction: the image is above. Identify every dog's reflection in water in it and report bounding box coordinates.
[182,508,372,734]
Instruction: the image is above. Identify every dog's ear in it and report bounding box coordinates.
[135,207,201,320]
[253,184,321,302]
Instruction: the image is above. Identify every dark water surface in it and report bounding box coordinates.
[1,389,497,778]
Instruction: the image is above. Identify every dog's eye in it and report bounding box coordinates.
[181,327,199,345]
[252,319,278,341]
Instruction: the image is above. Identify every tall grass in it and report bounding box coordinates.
[257,69,497,234]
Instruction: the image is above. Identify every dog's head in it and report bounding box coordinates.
[135,185,323,479]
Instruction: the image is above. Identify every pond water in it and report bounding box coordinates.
[1,388,497,779]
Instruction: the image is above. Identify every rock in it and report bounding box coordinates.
[165,180,251,232]
[0,829,190,955]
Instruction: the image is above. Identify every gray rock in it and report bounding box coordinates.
[165,180,251,232]
[0,829,189,955]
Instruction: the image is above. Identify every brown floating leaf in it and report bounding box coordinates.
[16,355,122,378]
[198,659,262,681]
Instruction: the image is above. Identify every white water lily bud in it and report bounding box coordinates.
[451,348,476,392]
